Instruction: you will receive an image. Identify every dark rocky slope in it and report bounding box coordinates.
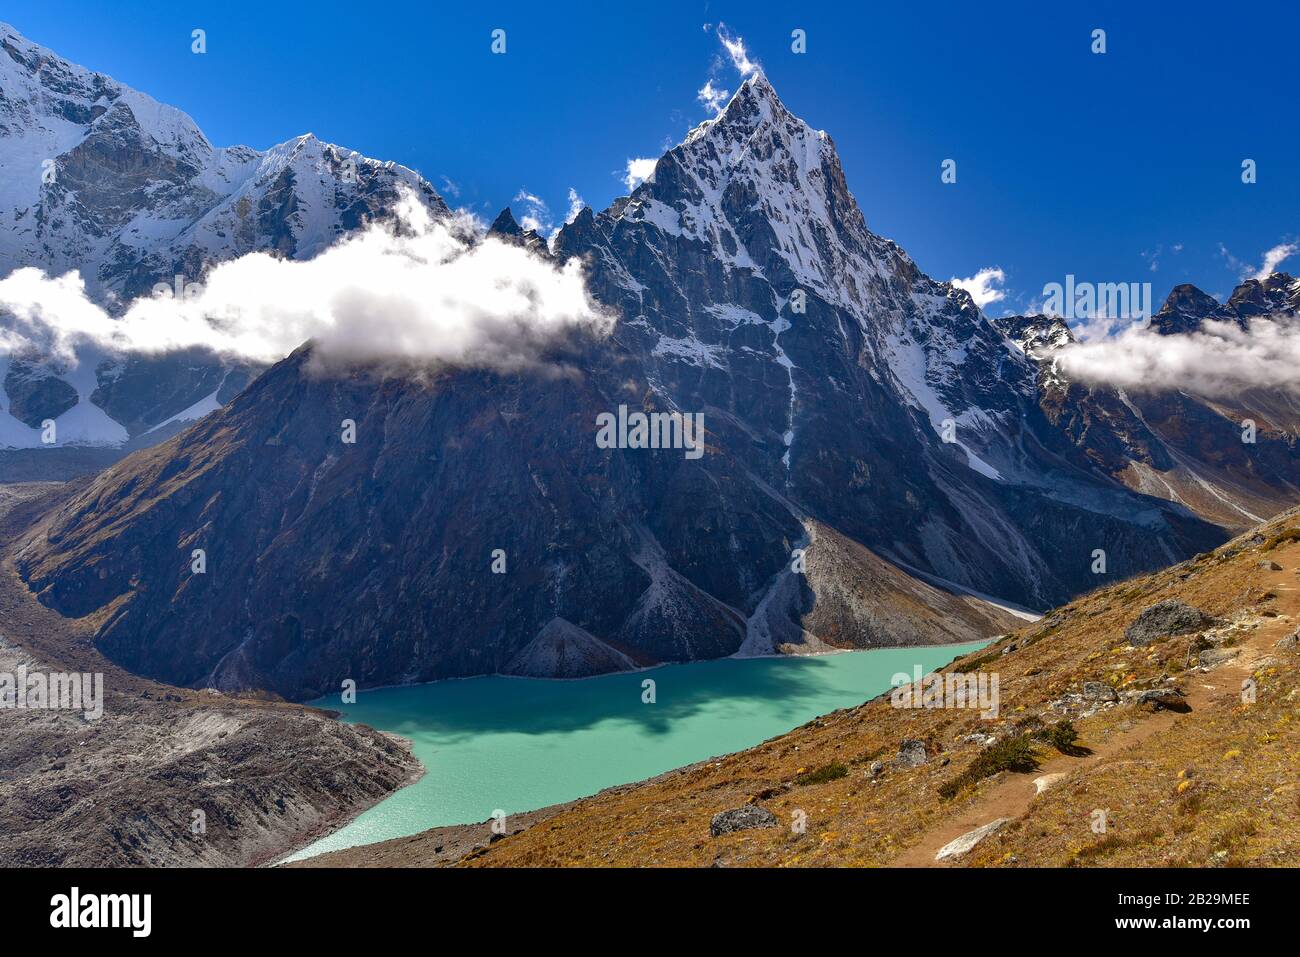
[0,482,421,867]
[13,335,1023,699]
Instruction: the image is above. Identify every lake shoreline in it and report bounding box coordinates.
[280,641,990,865]
[266,731,426,868]
[307,641,942,701]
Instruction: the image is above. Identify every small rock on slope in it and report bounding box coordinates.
[1198,647,1239,668]
[1132,687,1189,711]
[1082,681,1118,702]
[710,805,778,837]
[1034,773,1067,794]
[1125,600,1208,647]
[935,819,1009,861]
[896,739,928,767]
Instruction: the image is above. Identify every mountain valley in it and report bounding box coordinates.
[0,17,1297,873]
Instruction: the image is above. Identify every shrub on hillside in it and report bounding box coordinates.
[1264,527,1300,551]
[794,762,848,786]
[939,734,1039,799]
[1034,719,1080,753]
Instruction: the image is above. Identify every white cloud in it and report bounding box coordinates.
[547,188,587,241]
[1219,242,1247,276]
[951,267,1006,308]
[0,191,613,374]
[1254,242,1297,281]
[513,189,551,234]
[1221,240,1297,282]
[697,79,730,115]
[438,175,461,199]
[1057,315,1300,397]
[623,157,657,192]
[1068,312,1137,344]
[716,23,758,77]
[563,187,585,224]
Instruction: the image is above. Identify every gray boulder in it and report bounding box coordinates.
[1198,648,1239,668]
[1125,600,1208,647]
[710,805,778,837]
[1134,687,1188,711]
[897,739,928,767]
[1082,681,1119,702]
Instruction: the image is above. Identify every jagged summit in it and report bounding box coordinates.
[486,206,549,255]
[682,71,805,144]
[488,207,523,235]
[1148,273,1299,335]
[0,19,445,300]
[1228,271,1299,317]
[583,68,914,319]
[1150,283,1235,335]
[0,20,204,140]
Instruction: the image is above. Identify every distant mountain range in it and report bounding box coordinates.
[994,273,1300,530]
[4,22,1298,697]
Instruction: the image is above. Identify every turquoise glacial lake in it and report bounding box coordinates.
[286,642,987,862]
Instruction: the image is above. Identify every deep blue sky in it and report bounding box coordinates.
[5,0,1297,314]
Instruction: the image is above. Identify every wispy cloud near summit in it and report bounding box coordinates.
[1254,242,1297,281]
[951,267,1007,309]
[716,23,759,77]
[693,23,758,120]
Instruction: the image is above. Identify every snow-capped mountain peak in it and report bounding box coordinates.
[616,72,912,315]
[0,20,447,447]
[12,24,1292,702]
